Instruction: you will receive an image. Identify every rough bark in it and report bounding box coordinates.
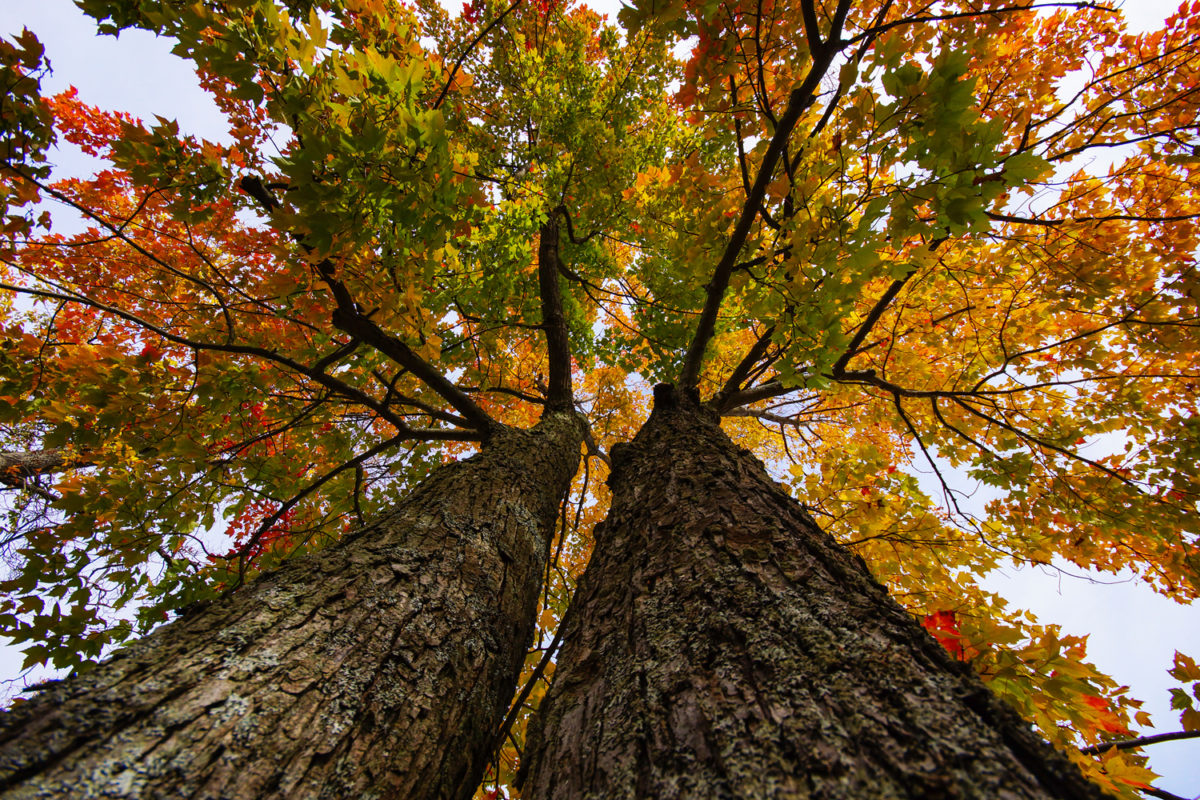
[0,410,584,800]
[0,449,93,485]
[520,386,1109,800]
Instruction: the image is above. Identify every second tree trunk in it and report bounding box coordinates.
[520,386,1107,800]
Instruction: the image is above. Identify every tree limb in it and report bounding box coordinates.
[0,281,479,443]
[0,448,94,485]
[330,307,496,433]
[539,209,574,410]
[237,175,497,435]
[433,0,524,109]
[987,211,1200,227]
[678,0,852,390]
[1081,729,1200,756]
[712,325,777,411]
[716,378,798,411]
[831,273,913,376]
[490,615,568,760]
[232,432,413,585]
[1140,787,1192,800]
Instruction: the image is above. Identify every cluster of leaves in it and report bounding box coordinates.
[1167,651,1200,733]
[0,29,53,236]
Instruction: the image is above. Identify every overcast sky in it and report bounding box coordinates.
[2,0,1197,794]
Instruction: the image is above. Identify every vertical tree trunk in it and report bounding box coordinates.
[520,387,1108,800]
[0,411,583,800]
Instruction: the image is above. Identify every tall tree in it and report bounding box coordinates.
[0,412,582,799]
[0,2,637,796]
[1,1,1198,799]
[520,385,1106,799]
[518,0,1200,796]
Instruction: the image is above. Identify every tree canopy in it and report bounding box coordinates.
[1,0,1198,796]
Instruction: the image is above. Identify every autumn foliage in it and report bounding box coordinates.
[2,0,1199,796]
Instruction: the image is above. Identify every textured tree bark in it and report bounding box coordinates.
[0,449,94,485]
[0,410,584,800]
[520,386,1109,800]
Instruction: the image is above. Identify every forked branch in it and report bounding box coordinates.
[238,175,496,435]
[678,0,852,391]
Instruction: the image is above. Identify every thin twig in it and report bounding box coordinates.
[1081,729,1200,755]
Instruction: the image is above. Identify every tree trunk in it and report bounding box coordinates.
[519,386,1108,800]
[0,410,584,800]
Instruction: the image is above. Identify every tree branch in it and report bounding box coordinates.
[581,423,611,468]
[722,407,814,428]
[1081,729,1200,756]
[798,0,823,54]
[433,0,524,109]
[831,273,913,375]
[0,448,93,485]
[713,325,777,411]
[716,378,797,411]
[232,432,415,584]
[0,281,456,441]
[236,175,496,435]
[987,211,1200,227]
[1140,787,1191,800]
[490,616,568,760]
[844,3,1116,48]
[539,209,574,410]
[330,306,495,433]
[458,385,546,405]
[678,0,851,390]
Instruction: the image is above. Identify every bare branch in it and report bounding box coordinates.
[1080,730,1200,756]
